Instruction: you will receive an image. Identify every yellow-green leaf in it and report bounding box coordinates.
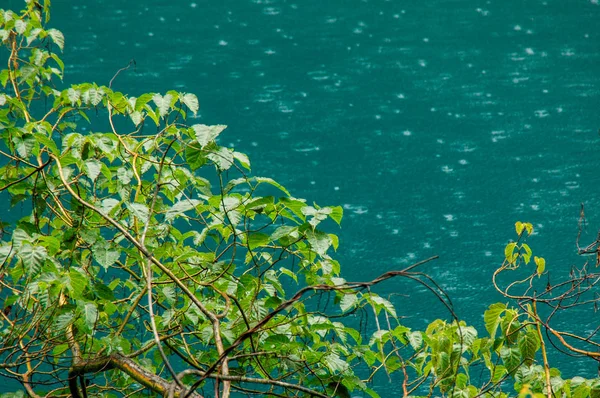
[535,256,545,276]
[515,221,524,235]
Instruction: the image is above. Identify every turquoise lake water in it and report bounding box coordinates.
[3,0,600,394]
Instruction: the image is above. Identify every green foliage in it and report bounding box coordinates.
[1,3,599,398]
[0,2,419,397]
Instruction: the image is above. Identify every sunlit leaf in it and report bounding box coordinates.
[93,242,119,270]
[535,256,545,276]
[152,93,172,117]
[207,147,234,170]
[47,28,65,50]
[84,159,102,181]
[126,202,149,223]
[247,232,270,250]
[339,293,358,312]
[18,243,47,276]
[504,242,517,263]
[69,268,88,299]
[180,93,199,115]
[84,302,98,329]
[484,302,506,339]
[306,229,332,256]
[192,124,227,148]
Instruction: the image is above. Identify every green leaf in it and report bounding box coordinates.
[15,19,26,34]
[130,110,143,126]
[279,197,307,220]
[500,345,521,375]
[339,293,358,312]
[12,229,32,251]
[83,87,103,106]
[323,353,349,373]
[408,331,423,350]
[247,232,270,250]
[34,132,59,155]
[329,206,343,225]
[100,198,120,215]
[518,328,540,365]
[54,311,75,332]
[370,295,397,317]
[165,199,201,222]
[515,221,524,235]
[534,256,545,276]
[504,242,517,263]
[0,245,13,265]
[67,88,80,105]
[192,124,227,148]
[152,93,173,117]
[84,302,98,329]
[574,383,591,398]
[69,268,88,299]
[521,243,532,264]
[127,203,149,223]
[233,151,250,170]
[47,28,65,50]
[484,302,506,339]
[491,364,507,383]
[329,233,339,250]
[270,225,297,241]
[162,286,176,305]
[0,70,8,88]
[135,93,154,111]
[13,133,36,158]
[207,147,234,170]
[185,145,206,170]
[93,282,115,301]
[92,242,119,270]
[84,159,102,181]
[524,222,534,235]
[255,177,290,196]
[18,243,47,276]
[305,229,332,256]
[180,93,199,115]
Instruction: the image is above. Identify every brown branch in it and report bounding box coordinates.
[176,369,329,398]
[68,353,203,398]
[0,158,52,191]
[185,256,439,396]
